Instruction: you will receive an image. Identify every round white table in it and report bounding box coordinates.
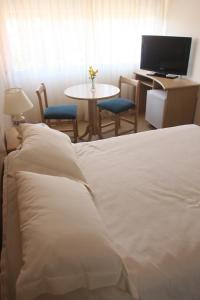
[64,83,120,141]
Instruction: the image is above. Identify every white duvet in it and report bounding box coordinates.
[74,125,200,300]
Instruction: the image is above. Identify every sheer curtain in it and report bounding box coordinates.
[0,0,168,121]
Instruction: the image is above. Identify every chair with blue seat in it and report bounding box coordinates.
[97,76,140,137]
[36,83,78,142]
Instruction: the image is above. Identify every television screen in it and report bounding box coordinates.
[140,35,192,76]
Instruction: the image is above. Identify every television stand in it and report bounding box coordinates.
[134,69,199,128]
[146,72,178,79]
[147,71,166,78]
[166,74,179,79]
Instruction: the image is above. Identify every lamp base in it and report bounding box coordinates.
[12,114,26,126]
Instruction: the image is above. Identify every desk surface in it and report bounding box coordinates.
[64,83,120,100]
[135,69,199,90]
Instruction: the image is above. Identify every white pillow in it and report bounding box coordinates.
[16,171,127,300]
[8,123,86,183]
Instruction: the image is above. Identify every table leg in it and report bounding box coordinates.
[79,99,102,141]
[79,125,90,139]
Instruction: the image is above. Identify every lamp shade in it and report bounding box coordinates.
[4,88,33,116]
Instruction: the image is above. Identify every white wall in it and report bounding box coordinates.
[165,0,200,123]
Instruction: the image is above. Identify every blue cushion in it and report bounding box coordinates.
[44,104,77,119]
[97,98,135,114]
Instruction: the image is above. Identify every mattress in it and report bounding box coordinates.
[2,124,200,300]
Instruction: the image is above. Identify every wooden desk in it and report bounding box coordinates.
[64,83,119,141]
[134,69,199,128]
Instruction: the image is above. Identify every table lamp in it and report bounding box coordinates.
[4,88,33,125]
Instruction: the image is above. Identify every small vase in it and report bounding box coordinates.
[91,78,95,91]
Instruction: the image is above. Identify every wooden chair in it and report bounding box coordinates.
[36,83,78,142]
[97,76,140,137]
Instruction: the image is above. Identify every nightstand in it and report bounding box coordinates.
[5,127,21,153]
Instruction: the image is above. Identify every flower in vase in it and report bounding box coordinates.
[88,66,98,80]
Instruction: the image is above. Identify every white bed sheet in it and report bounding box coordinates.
[74,124,200,300]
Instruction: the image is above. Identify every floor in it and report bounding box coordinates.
[75,113,153,142]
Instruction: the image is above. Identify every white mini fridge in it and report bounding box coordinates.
[145,89,167,128]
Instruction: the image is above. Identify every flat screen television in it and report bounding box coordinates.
[140,35,192,77]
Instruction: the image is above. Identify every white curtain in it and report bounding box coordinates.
[0,0,168,121]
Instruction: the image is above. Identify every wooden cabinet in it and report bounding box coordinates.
[134,69,199,128]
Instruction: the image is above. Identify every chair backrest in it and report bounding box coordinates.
[35,83,49,122]
[119,76,140,109]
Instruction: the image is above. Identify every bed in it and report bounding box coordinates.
[1,123,200,300]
